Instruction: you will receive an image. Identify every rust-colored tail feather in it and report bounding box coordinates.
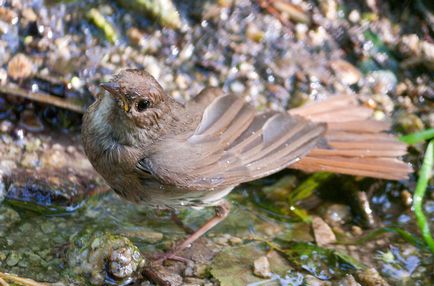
[289,95,412,180]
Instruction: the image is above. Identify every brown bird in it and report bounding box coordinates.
[82,69,411,261]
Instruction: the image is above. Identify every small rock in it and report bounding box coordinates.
[110,247,136,278]
[253,256,272,278]
[335,274,361,286]
[68,232,145,285]
[19,110,44,132]
[348,10,360,23]
[127,27,144,46]
[230,81,245,93]
[396,112,424,134]
[324,204,352,226]
[228,236,243,245]
[0,207,21,228]
[7,53,33,80]
[351,225,363,236]
[144,266,183,286]
[355,268,390,286]
[305,274,332,285]
[366,70,398,94]
[246,23,264,42]
[20,152,39,168]
[0,120,14,133]
[312,216,336,246]
[6,252,20,266]
[0,7,18,24]
[21,8,38,22]
[124,229,163,244]
[183,277,206,285]
[331,60,361,85]
[193,263,208,278]
[400,190,412,207]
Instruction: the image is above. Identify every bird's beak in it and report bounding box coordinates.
[100,82,119,95]
[100,82,130,112]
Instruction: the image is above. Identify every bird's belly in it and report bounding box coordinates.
[111,176,234,209]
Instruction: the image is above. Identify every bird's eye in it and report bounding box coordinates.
[136,99,151,112]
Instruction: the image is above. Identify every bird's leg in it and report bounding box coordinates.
[154,201,230,264]
[170,210,195,234]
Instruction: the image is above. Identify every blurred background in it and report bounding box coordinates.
[0,0,433,285]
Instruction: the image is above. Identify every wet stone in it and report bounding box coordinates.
[253,256,272,278]
[312,216,336,246]
[305,274,332,286]
[355,268,390,286]
[68,232,145,285]
[6,251,21,266]
[4,168,98,213]
[124,229,164,244]
[323,204,352,226]
[335,275,361,286]
[0,206,21,229]
[330,60,361,85]
[7,53,33,80]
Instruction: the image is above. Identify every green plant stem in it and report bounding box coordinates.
[399,128,434,145]
[87,8,118,44]
[413,139,434,253]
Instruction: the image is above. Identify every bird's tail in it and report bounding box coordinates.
[289,95,412,180]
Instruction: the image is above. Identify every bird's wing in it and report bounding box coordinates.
[139,94,326,190]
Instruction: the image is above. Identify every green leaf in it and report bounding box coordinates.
[288,172,332,204]
[413,140,434,253]
[399,128,434,145]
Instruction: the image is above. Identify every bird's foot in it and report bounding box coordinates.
[151,251,191,265]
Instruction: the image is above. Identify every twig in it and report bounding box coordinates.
[0,277,9,286]
[413,139,434,254]
[0,85,86,114]
[0,272,48,286]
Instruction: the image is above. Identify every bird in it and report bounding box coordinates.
[81,68,411,261]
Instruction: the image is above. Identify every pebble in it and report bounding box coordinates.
[183,277,206,285]
[312,216,336,246]
[330,60,362,85]
[355,268,390,286]
[124,229,163,244]
[127,27,144,46]
[19,110,44,132]
[6,252,20,266]
[0,68,7,85]
[0,7,18,24]
[351,225,363,236]
[7,53,33,80]
[367,70,398,94]
[324,204,352,226]
[335,274,361,286]
[228,236,243,245]
[305,274,332,285]
[21,8,37,22]
[253,256,272,278]
[400,190,412,207]
[230,81,245,93]
[0,120,14,133]
[20,152,39,168]
[348,10,360,23]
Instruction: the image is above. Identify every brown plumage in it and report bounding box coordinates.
[81,69,411,261]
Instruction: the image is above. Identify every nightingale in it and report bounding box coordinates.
[82,69,411,261]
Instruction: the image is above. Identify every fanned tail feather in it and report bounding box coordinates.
[289,95,412,180]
